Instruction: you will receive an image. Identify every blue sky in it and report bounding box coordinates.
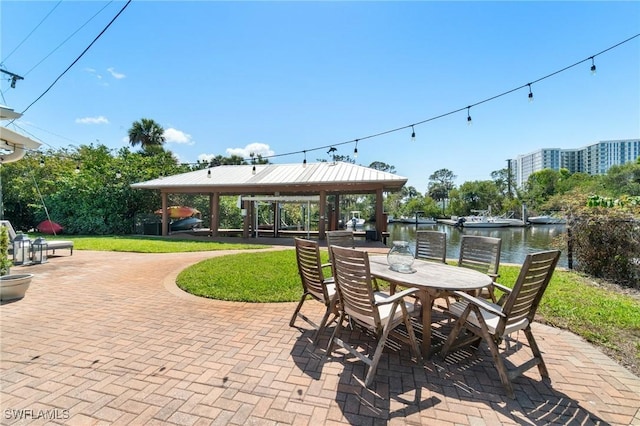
[1,1,639,190]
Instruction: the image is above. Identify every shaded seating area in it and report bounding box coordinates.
[1,220,74,260]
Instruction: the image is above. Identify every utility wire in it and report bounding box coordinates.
[15,0,132,117]
[24,1,115,77]
[0,1,63,65]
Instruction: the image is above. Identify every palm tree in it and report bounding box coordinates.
[128,118,166,153]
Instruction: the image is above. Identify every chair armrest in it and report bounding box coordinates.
[321,262,332,269]
[491,282,512,294]
[451,290,506,317]
[375,287,420,306]
[488,273,500,281]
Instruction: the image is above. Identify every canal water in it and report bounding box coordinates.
[379,223,568,268]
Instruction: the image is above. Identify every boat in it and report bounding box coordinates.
[346,211,365,228]
[389,216,437,225]
[170,217,203,231]
[528,215,566,225]
[454,210,511,228]
[496,212,528,227]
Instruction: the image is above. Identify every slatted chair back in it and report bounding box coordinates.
[415,230,447,263]
[290,238,337,343]
[329,245,380,328]
[326,230,355,249]
[458,235,502,278]
[295,238,331,302]
[497,250,561,336]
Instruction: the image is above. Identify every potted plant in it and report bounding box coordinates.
[0,224,33,301]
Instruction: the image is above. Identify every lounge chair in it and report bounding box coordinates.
[0,220,74,257]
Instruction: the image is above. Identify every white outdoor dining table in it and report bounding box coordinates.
[368,255,492,357]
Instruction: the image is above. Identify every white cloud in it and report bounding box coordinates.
[107,67,126,79]
[75,116,109,124]
[84,68,102,79]
[198,153,216,163]
[163,128,193,145]
[226,142,274,159]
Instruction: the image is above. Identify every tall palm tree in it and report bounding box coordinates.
[128,118,166,153]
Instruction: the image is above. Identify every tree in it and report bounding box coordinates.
[128,118,166,153]
[428,168,456,216]
[369,161,395,173]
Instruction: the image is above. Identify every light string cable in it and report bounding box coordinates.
[8,0,132,120]
[240,33,640,165]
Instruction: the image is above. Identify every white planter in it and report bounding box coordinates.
[0,273,33,301]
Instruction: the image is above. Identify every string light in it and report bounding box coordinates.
[467,107,472,126]
[115,170,122,179]
[590,56,597,75]
[207,169,211,178]
[411,125,416,142]
[528,83,534,102]
[353,140,358,158]
[75,164,80,173]
[252,165,256,175]
[39,158,45,167]
[302,150,307,167]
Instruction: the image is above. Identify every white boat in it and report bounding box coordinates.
[497,212,528,227]
[459,215,511,228]
[389,216,437,225]
[346,211,365,228]
[528,215,566,225]
[455,210,511,228]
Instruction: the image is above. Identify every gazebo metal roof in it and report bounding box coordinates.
[131,161,407,195]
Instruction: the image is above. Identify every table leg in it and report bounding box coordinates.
[420,290,433,357]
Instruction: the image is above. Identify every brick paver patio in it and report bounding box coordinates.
[1,248,639,425]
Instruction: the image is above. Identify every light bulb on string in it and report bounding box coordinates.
[411,126,416,142]
[528,84,534,103]
[252,165,256,175]
[116,170,122,179]
[590,57,596,75]
[467,107,472,126]
[302,150,307,168]
[39,159,45,167]
[207,169,211,178]
[75,164,80,173]
[353,140,358,159]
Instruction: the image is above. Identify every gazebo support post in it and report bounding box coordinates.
[242,200,250,239]
[210,193,220,237]
[161,192,169,236]
[375,188,384,241]
[319,191,327,240]
[333,195,340,231]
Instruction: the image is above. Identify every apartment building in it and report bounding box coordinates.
[510,139,640,188]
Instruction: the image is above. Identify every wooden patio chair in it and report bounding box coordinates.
[415,230,447,263]
[290,238,338,343]
[458,235,502,303]
[441,250,561,398]
[327,245,423,387]
[326,230,354,252]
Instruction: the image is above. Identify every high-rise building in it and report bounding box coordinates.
[510,139,640,188]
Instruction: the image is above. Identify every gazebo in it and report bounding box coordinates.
[131,162,407,240]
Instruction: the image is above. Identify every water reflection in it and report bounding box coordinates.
[380,223,568,268]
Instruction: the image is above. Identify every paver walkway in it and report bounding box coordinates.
[1,249,639,425]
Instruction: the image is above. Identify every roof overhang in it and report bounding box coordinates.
[0,126,41,164]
